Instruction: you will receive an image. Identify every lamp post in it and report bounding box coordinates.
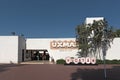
[102,28,108,80]
[102,43,107,80]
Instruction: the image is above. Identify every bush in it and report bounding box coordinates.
[110,59,120,64]
[96,59,103,64]
[96,59,120,64]
[56,59,65,64]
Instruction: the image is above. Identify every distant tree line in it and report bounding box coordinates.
[114,29,120,37]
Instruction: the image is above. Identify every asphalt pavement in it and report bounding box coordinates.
[0,64,120,80]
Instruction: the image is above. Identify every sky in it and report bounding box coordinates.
[0,0,120,38]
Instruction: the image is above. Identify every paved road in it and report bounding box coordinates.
[0,64,120,80]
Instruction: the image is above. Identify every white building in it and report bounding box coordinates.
[0,36,120,64]
[85,17,104,24]
[106,38,120,60]
[26,38,78,62]
[0,36,26,63]
[0,17,119,64]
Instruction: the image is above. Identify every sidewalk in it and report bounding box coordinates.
[20,60,54,64]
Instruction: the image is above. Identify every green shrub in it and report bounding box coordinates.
[96,59,120,64]
[56,59,65,64]
[110,59,120,64]
[96,59,103,64]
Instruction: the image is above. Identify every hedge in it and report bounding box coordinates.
[97,59,120,64]
[56,59,120,64]
[56,59,66,64]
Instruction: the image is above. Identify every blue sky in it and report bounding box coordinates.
[0,0,120,38]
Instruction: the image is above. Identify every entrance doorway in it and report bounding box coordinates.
[22,49,24,62]
[26,49,50,61]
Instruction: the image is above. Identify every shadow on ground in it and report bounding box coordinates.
[71,65,120,80]
[0,64,25,73]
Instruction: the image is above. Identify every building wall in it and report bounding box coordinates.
[18,36,26,62]
[85,17,104,24]
[26,38,78,61]
[0,36,119,64]
[0,36,18,63]
[26,38,120,61]
[106,38,120,60]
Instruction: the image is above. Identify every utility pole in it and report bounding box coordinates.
[102,28,108,80]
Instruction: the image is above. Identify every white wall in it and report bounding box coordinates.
[27,38,120,61]
[18,36,26,62]
[26,38,78,61]
[106,38,120,60]
[85,17,104,24]
[0,36,119,64]
[0,36,18,63]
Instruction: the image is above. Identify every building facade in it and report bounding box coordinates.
[0,17,120,64]
[0,36,26,63]
[0,36,120,64]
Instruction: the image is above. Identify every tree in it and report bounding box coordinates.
[76,19,115,58]
[76,19,115,80]
[11,32,16,35]
[76,23,91,57]
[115,29,120,37]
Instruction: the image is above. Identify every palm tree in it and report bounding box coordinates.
[76,19,115,58]
[76,19,115,80]
[90,20,115,58]
[76,23,91,57]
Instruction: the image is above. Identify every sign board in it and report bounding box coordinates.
[65,57,96,65]
[50,40,77,49]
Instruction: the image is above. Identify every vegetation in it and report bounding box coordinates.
[114,29,120,37]
[97,59,120,64]
[56,59,120,64]
[56,59,66,64]
[76,19,115,58]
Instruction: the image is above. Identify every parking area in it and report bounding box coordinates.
[0,64,120,80]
